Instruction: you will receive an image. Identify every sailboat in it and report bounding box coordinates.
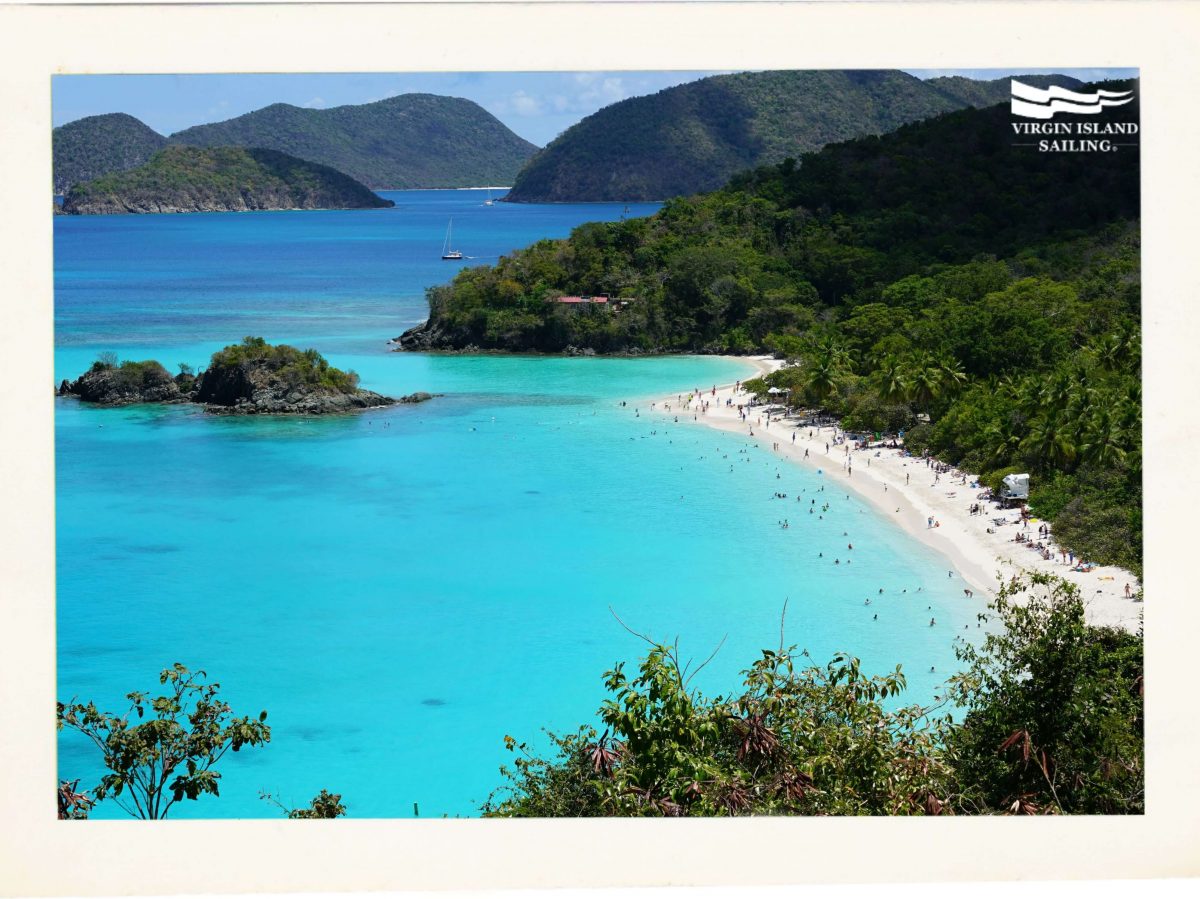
[441,219,463,260]
[483,187,494,207]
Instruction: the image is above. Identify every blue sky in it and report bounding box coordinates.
[52,68,1138,147]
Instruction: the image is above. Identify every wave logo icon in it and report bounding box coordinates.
[1011,80,1134,120]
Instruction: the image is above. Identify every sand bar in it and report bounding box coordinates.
[646,357,1142,633]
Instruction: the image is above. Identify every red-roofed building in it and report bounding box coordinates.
[551,294,610,306]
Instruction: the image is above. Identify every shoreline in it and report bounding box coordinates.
[645,356,1142,633]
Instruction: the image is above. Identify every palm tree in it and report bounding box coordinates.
[804,353,843,407]
[906,352,943,413]
[1023,414,1078,471]
[983,421,1022,467]
[872,354,910,405]
[1079,406,1128,468]
[936,354,968,398]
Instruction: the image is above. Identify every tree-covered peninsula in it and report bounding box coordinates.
[57,337,431,414]
[400,95,1141,572]
[60,146,395,215]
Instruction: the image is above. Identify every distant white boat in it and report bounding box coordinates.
[483,187,494,207]
[441,219,463,260]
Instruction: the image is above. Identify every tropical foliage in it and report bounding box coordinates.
[947,573,1143,814]
[261,788,348,819]
[484,575,1143,817]
[58,663,352,820]
[56,664,271,819]
[206,336,362,393]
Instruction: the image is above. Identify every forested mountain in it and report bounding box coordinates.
[61,146,395,214]
[168,94,537,189]
[401,90,1141,570]
[52,113,168,194]
[926,72,1084,108]
[503,70,1084,203]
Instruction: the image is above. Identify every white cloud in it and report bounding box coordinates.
[303,96,327,109]
[491,90,544,117]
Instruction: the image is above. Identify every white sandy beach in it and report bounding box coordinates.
[647,357,1142,633]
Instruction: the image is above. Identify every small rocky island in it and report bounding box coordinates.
[58,338,434,415]
[60,146,395,215]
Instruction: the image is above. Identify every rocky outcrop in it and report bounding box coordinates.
[58,361,188,406]
[58,339,425,415]
[392,318,478,352]
[194,362,393,415]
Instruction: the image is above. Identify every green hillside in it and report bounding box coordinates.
[61,146,394,214]
[53,113,168,195]
[927,72,1085,107]
[169,94,538,189]
[505,70,1002,203]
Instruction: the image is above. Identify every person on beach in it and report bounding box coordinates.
[1125,583,1132,598]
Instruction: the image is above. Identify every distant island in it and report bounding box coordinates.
[53,94,539,194]
[57,337,434,414]
[52,112,169,196]
[60,146,394,215]
[503,70,1084,203]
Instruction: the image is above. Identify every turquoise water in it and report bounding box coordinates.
[56,191,980,818]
